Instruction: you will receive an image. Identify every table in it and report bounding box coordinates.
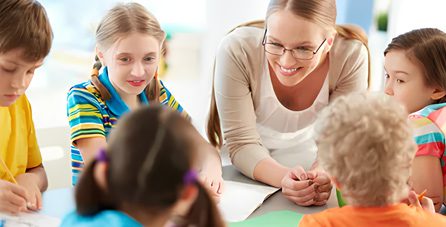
[222,165,338,218]
[40,165,337,220]
[41,187,75,218]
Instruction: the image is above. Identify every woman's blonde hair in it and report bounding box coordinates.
[91,2,166,102]
[315,92,416,206]
[266,0,370,81]
[384,28,446,103]
[206,0,371,148]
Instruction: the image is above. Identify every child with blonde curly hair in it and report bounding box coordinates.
[299,92,446,226]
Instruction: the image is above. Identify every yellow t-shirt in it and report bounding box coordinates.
[0,95,42,181]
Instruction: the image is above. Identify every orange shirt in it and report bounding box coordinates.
[299,204,446,227]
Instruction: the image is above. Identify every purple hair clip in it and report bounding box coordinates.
[96,148,108,162]
[183,170,198,185]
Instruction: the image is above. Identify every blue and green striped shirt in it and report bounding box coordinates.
[67,67,186,185]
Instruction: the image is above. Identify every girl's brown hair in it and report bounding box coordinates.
[207,0,371,148]
[384,28,446,103]
[0,0,53,61]
[75,106,224,227]
[91,2,166,103]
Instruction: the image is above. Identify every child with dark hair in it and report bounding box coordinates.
[61,106,225,227]
[384,28,446,211]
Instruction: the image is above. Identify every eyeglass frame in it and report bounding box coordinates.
[261,29,327,60]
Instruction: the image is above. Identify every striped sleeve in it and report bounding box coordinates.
[159,80,190,120]
[410,114,445,158]
[67,87,106,146]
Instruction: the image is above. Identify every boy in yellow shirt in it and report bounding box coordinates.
[0,0,53,214]
[300,92,446,227]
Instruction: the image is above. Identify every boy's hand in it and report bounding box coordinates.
[0,179,28,214]
[16,173,42,211]
[408,190,435,213]
[281,166,316,206]
[307,170,332,206]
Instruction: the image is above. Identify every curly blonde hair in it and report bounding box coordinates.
[315,92,416,206]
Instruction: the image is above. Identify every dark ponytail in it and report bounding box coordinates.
[185,182,225,227]
[75,160,115,215]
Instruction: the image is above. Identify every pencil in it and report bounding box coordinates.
[418,189,427,201]
[0,157,17,184]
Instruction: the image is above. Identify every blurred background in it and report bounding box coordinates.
[29,0,446,188]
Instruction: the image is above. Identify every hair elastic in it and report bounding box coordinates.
[183,170,198,185]
[96,148,108,162]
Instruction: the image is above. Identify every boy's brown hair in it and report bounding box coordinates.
[0,0,53,61]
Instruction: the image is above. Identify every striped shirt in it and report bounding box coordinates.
[67,67,186,185]
[409,103,446,201]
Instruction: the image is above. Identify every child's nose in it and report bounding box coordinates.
[131,62,145,77]
[11,74,27,90]
[384,81,394,96]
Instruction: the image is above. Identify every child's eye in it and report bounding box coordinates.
[396,79,404,83]
[119,57,131,62]
[2,67,16,73]
[143,56,156,62]
[384,73,390,79]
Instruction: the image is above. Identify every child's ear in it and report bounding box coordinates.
[172,184,199,216]
[180,184,198,202]
[95,46,106,66]
[431,88,446,101]
[93,161,108,191]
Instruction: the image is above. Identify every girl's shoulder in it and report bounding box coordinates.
[69,80,100,97]
[67,80,105,107]
[410,104,446,149]
[411,103,446,119]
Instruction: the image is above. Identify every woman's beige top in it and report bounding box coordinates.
[214,26,368,179]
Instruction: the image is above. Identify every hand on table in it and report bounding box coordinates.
[16,173,42,211]
[281,166,332,206]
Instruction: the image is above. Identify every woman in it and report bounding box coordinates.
[207,0,369,206]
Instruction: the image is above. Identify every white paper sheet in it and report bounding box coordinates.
[0,212,60,227]
[218,180,280,222]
